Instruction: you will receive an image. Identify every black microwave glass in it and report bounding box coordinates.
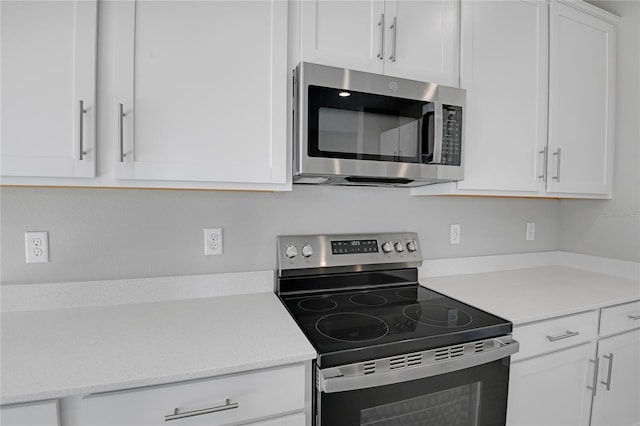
[307,85,462,166]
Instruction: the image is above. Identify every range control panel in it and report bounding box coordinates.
[277,232,422,272]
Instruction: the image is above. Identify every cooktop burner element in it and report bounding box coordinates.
[349,294,387,306]
[316,313,389,342]
[298,298,338,312]
[403,304,473,328]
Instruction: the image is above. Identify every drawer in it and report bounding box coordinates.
[599,300,640,337]
[78,364,305,426]
[512,310,598,361]
[1,400,60,426]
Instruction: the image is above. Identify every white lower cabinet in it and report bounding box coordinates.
[74,364,306,426]
[507,311,599,426]
[507,343,596,426]
[590,302,640,426]
[507,301,640,426]
[0,400,60,426]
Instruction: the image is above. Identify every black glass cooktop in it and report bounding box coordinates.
[280,284,512,368]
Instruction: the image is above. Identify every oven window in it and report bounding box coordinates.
[317,358,509,426]
[360,383,481,426]
[308,85,432,163]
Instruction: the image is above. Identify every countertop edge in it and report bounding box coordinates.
[0,354,316,406]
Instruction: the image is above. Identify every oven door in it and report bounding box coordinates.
[316,337,518,426]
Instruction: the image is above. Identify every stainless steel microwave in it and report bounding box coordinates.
[293,62,466,187]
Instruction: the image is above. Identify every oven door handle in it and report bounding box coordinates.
[318,337,519,394]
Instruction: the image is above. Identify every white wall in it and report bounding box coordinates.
[0,186,560,284]
[560,0,640,262]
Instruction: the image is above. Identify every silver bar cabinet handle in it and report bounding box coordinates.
[538,147,547,181]
[164,398,238,422]
[587,358,599,396]
[389,16,397,62]
[552,148,562,182]
[79,100,87,160]
[628,314,640,320]
[118,103,126,162]
[377,14,385,59]
[601,353,614,391]
[546,330,579,342]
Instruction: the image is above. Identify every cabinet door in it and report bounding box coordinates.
[299,0,385,75]
[383,0,459,86]
[456,0,547,193]
[115,1,287,185]
[506,343,596,426]
[547,2,616,195]
[1,0,97,178]
[591,329,640,426]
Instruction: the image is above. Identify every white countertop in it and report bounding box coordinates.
[0,292,316,405]
[422,266,640,325]
[2,254,638,407]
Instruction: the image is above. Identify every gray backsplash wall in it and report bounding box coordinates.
[560,0,640,263]
[1,186,560,285]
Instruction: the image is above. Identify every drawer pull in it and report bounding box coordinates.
[164,398,238,422]
[546,330,579,342]
[628,314,640,320]
[601,353,614,391]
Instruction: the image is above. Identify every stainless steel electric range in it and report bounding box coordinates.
[276,232,519,426]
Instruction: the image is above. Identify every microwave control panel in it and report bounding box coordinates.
[441,105,462,166]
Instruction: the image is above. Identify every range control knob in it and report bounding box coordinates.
[394,242,405,253]
[406,241,417,252]
[285,245,298,259]
[381,241,393,253]
[302,244,314,258]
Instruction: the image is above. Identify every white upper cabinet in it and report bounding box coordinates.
[114,0,288,186]
[1,0,97,178]
[298,0,459,86]
[382,0,460,85]
[455,0,548,193]
[412,0,619,199]
[300,0,385,75]
[546,1,617,196]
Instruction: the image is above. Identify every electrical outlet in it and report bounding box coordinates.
[526,222,536,241]
[204,228,223,255]
[449,224,461,245]
[25,231,49,263]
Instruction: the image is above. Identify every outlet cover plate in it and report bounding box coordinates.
[204,228,223,255]
[449,224,461,245]
[526,222,536,241]
[25,231,49,263]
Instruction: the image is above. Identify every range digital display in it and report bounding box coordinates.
[331,239,379,255]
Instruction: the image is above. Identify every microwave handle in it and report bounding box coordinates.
[431,101,443,164]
